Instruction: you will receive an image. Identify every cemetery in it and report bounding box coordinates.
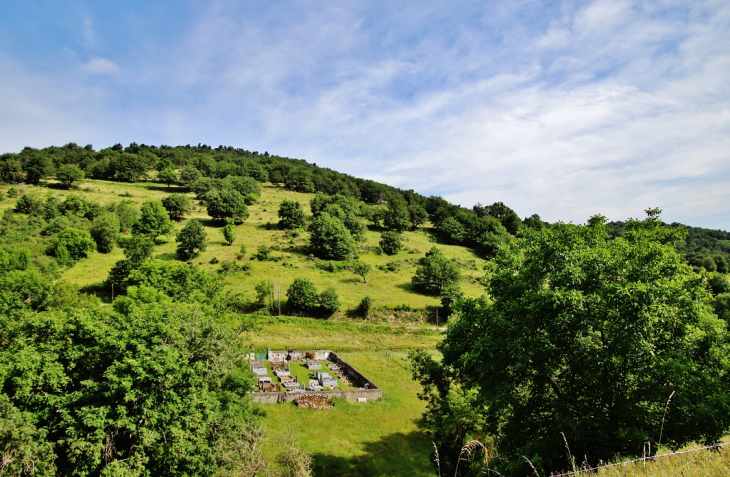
[250,348,382,404]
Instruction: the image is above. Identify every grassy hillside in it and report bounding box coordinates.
[2,179,488,313]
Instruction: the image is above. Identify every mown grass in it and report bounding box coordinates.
[261,352,434,477]
[243,316,443,352]
[15,179,488,310]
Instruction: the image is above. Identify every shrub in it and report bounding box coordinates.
[318,287,340,315]
[50,228,96,260]
[379,231,402,255]
[176,219,208,260]
[357,296,373,317]
[411,247,461,294]
[278,199,306,230]
[255,244,272,261]
[286,278,319,312]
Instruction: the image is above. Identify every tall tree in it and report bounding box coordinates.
[430,212,730,475]
[176,219,208,260]
[133,200,174,240]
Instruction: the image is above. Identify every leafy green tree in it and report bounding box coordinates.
[222,175,261,199]
[434,213,730,475]
[14,194,44,215]
[523,213,546,230]
[384,197,410,233]
[318,287,340,315]
[21,149,53,184]
[113,200,138,233]
[0,158,26,183]
[286,278,319,312]
[122,235,154,263]
[90,212,120,253]
[56,163,85,188]
[309,213,355,260]
[438,216,467,244]
[176,219,208,260]
[125,259,220,301]
[161,193,192,221]
[411,247,461,295]
[50,228,96,260]
[352,260,372,283]
[179,165,202,191]
[278,199,306,229]
[379,231,402,255]
[133,200,173,240]
[474,201,522,235]
[0,301,258,475]
[222,217,236,245]
[157,167,177,188]
[408,203,428,230]
[206,189,249,223]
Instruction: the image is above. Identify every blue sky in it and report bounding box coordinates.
[0,0,728,229]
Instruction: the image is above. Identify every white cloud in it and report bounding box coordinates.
[84,57,120,75]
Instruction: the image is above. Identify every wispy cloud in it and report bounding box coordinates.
[0,0,727,228]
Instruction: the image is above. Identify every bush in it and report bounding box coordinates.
[318,287,340,315]
[357,296,373,317]
[50,228,96,260]
[278,199,306,230]
[176,219,208,260]
[309,213,355,260]
[255,244,272,261]
[379,231,402,255]
[286,278,319,312]
[221,218,236,245]
[411,247,461,294]
[161,194,192,221]
[90,213,120,254]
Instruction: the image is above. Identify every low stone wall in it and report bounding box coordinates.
[251,388,382,404]
[267,349,332,362]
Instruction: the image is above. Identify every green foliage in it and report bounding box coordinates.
[523,213,546,230]
[221,175,261,199]
[439,283,464,319]
[179,165,201,190]
[286,277,319,312]
[384,198,410,233]
[222,217,236,245]
[50,228,96,260]
[14,193,44,215]
[379,230,403,255]
[0,302,258,476]
[352,260,372,283]
[89,212,120,253]
[435,213,730,475]
[255,244,272,261]
[474,201,522,235]
[176,219,208,260]
[132,200,173,239]
[318,287,340,315]
[157,166,177,187]
[408,349,490,476]
[56,163,85,188]
[206,189,249,223]
[408,203,428,229]
[411,247,461,295]
[112,200,139,233]
[309,212,355,260]
[278,199,306,229]
[707,273,730,296]
[125,259,220,301]
[356,296,373,317]
[161,193,192,221]
[713,293,730,321]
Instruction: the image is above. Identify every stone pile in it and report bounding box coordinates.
[295,394,333,410]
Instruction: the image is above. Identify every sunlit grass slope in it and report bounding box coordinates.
[22,179,489,310]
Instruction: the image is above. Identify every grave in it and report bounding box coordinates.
[251,349,382,404]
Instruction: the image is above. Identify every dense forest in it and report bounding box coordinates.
[1,142,729,476]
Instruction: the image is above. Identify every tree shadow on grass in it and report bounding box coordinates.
[394,282,425,295]
[311,430,434,477]
[143,185,188,193]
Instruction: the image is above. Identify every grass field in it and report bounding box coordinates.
[261,352,435,477]
[244,316,443,353]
